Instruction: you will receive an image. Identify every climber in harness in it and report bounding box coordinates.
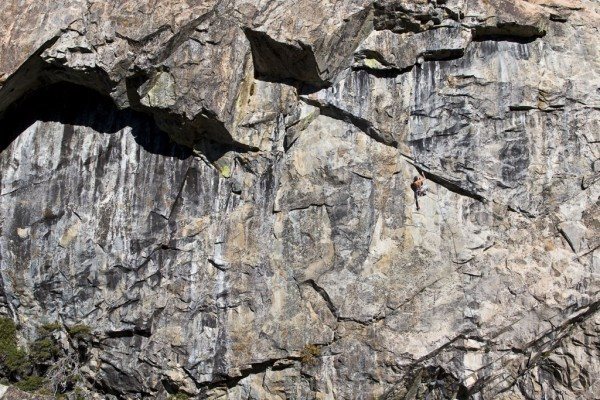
[410,172,428,211]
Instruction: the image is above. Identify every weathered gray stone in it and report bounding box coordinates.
[0,1,598,399]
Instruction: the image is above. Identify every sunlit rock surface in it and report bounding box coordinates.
[0,0,598,399]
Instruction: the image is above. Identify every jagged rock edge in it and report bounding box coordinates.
[356,22,547,77]
[381,299,600,399]
[0,33,258,157]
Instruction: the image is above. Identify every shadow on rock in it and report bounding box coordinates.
[0,82,193,160]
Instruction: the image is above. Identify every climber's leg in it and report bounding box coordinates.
[414,190,420,210]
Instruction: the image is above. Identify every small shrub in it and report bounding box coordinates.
[0,317,31,378]
[0,319,92,397]
[67,324,91,340]
[0,317,17,348]
[34,386,54,396]
[15,375,46,392]
[168,394,190,400]
[40,322,62,334]
[73,386,87,400]
[30,338,59,365]
[2,347,30,377]
[300,344,321,365]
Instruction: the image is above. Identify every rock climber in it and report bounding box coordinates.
[410,172,428,210]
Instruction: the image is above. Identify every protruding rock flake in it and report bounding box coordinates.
[0,0,598,399]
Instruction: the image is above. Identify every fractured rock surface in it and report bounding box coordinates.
[0,0,598,399]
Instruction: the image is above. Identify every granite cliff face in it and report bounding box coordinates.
[0,1,598,399]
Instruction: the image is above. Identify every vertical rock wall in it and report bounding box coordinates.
[0,1,598,399]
